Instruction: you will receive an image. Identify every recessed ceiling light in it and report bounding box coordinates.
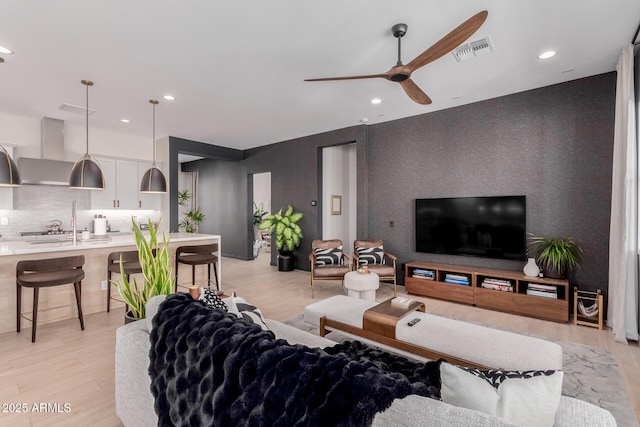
[360,118,369,124]
[163,95,176,101]
[0,46,13,54]
[538,50,557,60]
[120,119,131,123]
[370,98,382,105]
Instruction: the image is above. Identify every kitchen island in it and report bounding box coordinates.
[1,233,221,335]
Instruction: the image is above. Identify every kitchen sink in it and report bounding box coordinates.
[29,238,72,244]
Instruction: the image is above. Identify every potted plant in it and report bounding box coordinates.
[252,202,269,257]
[112,218,174,322]
[258,205,303,271]
[178,189,205,233]
[527,235,584,279]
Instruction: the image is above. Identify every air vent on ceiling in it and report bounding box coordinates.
[59,103,95,115]
[452,36,494,62]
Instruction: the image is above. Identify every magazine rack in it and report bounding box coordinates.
[573,288,603,330]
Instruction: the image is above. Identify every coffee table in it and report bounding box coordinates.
[363,298,425,338]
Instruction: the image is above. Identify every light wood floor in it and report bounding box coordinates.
[1,254,638,426]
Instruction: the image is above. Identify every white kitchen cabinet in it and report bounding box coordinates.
[91,158,140,209]
[138,162,164,210]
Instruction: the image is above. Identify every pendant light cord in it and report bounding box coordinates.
[150,99,159,167]
[85,82,89,154]
[153,101,156,166]
[81,80,93,156]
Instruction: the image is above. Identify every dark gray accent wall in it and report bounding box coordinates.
[169,136,243,232]
[367,72,615,296]
[171,72,615,298]
[242,126,368,268]
[182,158,247,257]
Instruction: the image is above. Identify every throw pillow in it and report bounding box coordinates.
[314,246,343,265]
[440,362,563,427]
[356,245,385,265]
[225,293,270,331]
[199,288,228,312]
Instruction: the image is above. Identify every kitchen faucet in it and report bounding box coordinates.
[71,200,77,246]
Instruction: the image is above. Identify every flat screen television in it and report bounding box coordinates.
[415,196,526,260]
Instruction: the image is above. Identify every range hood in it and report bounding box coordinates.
[18,118,75,186]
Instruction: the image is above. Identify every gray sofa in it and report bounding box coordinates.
[115,296,617,426]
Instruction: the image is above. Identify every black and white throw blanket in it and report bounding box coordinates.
[149,294,441,427]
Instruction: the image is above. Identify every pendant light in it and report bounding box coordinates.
[69,80,105,190]
[0,145,21,187]
[140,99,167,193]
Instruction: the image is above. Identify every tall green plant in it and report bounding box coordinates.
[112,218,174,319]
[258,205,303,252]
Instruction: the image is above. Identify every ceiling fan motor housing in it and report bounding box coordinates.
[392,23,407,38]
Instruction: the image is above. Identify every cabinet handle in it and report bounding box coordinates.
[117,200,120,208]
[139,200,142,208]
[113,200,116,208]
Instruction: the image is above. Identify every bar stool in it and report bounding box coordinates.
[175,244,219,292]
[16,255,85,343]
[107,250,143,312]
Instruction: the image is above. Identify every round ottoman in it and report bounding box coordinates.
[344,271,379,301]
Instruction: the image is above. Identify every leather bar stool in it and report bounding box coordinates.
[107,250,143,312]
[175,244,219,292]
[16,255,85,343]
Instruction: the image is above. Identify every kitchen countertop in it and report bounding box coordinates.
[0,232,220,256]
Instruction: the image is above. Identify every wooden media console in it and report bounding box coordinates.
[405,261,569,322]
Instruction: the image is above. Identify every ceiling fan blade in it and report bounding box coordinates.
[400,79,432,105]
[406,10,488,72]
[305,73,389,82]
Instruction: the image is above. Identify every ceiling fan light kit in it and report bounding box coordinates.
[304,10,489,105]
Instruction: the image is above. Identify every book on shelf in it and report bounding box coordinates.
[444,278,470,286]
[412,268,435,280]
[482,278,512,286]
[527,289,558,299]
[481,281,513,292]
[527,283,557,292]
[445,273,469,281]
[391,297,415,308]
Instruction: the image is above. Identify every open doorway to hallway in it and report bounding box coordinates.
[251,172,271,260]
[322,143,357,254]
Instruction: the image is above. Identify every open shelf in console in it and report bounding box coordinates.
[405,262,475,305]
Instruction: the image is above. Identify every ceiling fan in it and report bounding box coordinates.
[304,10,488,105]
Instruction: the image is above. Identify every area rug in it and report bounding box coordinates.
[283,313,639,427]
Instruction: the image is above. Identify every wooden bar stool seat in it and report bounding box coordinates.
[175,244,219,292]
[107,251,142,312]
[17,255,85,343]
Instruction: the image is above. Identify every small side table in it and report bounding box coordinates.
[344,270,379,301]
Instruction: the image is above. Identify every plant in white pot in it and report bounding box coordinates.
[112,218,174,321]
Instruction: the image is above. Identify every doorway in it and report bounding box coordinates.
[322,143,357,254]
[250,172,271,260]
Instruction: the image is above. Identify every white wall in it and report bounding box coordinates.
[0,111,154,162]
[253,172,271,215]
[322,143,357,254]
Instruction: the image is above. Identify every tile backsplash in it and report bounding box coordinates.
[0,186,162,241]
